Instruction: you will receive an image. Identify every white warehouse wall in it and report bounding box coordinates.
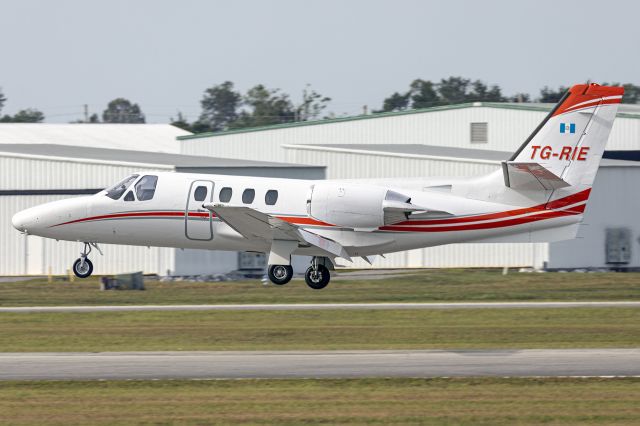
[179,105,640,163]
[547,166,640,269]
[284,145,497,179]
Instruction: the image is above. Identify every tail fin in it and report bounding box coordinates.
[503,83,623,192]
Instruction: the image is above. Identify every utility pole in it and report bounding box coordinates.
[84,104,88,123]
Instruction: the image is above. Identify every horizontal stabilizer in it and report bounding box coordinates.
[502,161,571,190]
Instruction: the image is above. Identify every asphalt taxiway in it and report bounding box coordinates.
[1,349,638,380]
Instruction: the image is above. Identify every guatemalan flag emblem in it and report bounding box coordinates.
[560,123,576,134]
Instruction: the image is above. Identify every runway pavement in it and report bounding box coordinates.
[1,349,639,380]
[2,301,640,313]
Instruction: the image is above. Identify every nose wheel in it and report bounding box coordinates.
[72,242,101,279]
[304,257,331,290]
[73,257,93,278]
[267,264,294,285]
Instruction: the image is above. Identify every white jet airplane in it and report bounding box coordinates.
[12,83,624,289]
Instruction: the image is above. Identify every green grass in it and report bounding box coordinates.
[1,378,639,425]
[1,269,640,306]
[2,308,639,352]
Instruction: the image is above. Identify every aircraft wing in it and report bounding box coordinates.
[202,203,351,261]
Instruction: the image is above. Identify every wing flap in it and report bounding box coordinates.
[203,203,351,261]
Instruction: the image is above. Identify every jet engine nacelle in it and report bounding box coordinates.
[308,182,421,229]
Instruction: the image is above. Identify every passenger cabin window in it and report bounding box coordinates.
[105,174,139,200]
[265,190,278,205]
[124,191,135,201]
[194,185,208,202]
[242,188,255,204]
[219,187,232,202]
[135,175,158,201]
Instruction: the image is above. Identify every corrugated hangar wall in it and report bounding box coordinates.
[284,146,496,179]
[0,155,168,189]
[0,154,176,275]
[547,166,640,269]
[179,104,640,162]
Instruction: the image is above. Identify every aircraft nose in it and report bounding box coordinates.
[12,206,44,234]
[12,209,31,232]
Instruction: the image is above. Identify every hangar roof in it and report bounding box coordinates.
[0,143,324,170]
[0,123,189,153]
[284,143,640,168]
[179,102,640,141]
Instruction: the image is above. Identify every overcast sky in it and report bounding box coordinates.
[1,0,638,123]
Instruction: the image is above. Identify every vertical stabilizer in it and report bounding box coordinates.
[504,83,623,194]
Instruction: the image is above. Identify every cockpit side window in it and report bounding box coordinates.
[105,175,139,200]
[135,175,158,201]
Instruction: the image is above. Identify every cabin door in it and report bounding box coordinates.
[185,180,214,241]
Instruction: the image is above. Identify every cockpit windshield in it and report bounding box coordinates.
[105,175,139,200]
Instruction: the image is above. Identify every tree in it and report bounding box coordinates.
[70,113,100,124]
[378,91,410,112]
[295,84,331,121]
[467,80,505,102]
[409,79,440,108]
[170,111,191,132]
[0,88,6,115]
[509,93,531,103]
[539,86,568,103]
[0,108,45,123]
[622,83,640,104]
[102,98,145,123]
[197,81,242,132]
[438,76,471,104]
[232,84,295,128]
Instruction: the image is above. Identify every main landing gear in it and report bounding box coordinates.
[266,257,332,289]
[304,257,330,290]
[267,264,294,285]
[72,242,102,278]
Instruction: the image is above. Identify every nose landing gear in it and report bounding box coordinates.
[72,242,102,279]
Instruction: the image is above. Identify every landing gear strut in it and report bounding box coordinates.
[304,257,331,290]
[72,242,101,279]
[267,264,294,285]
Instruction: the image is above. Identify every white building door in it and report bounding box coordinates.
[185,180,214,241]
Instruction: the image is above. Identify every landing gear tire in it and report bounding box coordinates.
[305,264,330,290]
[268,265,294,285]
[73,258,93,278]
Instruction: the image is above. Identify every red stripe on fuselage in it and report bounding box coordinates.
[380,208,577,233]
[52,211,209,227]
[393,189,590,226]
